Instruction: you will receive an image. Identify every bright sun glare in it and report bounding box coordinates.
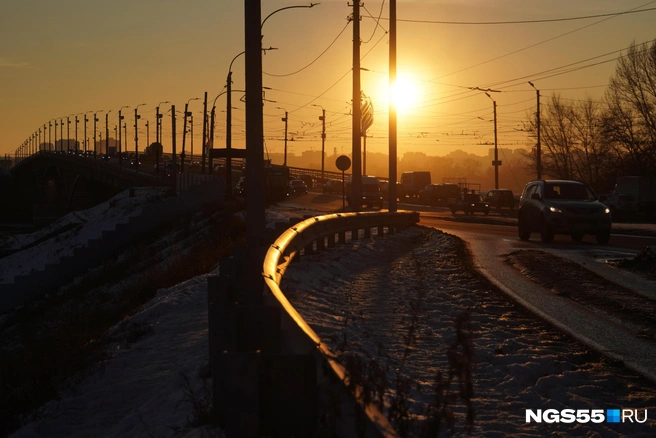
[391,75,419,112]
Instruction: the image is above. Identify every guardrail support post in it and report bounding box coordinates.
[339,230,346,244]
[378,225,384,236]
[364,227,371,238]
[327,232,336,248]
[316,235,326,251]
[304,241,315,256]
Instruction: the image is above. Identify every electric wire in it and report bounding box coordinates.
[264,21,351,77]
[365,6,656,25]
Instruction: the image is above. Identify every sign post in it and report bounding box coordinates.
[336,155,351,212]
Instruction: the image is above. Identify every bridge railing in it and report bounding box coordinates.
[208,211,419,436]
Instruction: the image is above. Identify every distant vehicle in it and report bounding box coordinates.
[130,158,141,167]
[517,179,611,244]
[451,193,490,215]
[400,171,431,198]
[419,183,461,205]
[288,179,308,195]
[485,189,515,211]
[101,153,110,161]
[298,174,313,189]
[323,179,342,195]
[346,175,383,209]
[381,181,405,201]
[235,164,290,202]
[165,161,181,175]
[599,192,637,221]
[613,175,656,216]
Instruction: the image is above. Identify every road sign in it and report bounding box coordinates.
[336,155,351,171]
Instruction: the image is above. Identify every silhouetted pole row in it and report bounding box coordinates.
[312,103,326,179]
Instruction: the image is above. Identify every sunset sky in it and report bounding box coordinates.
[1,0,655,161]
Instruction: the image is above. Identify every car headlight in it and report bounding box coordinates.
[549,206,562,213]
[604,207,610,214]
[470,204,475,207]
[484,204,489,207]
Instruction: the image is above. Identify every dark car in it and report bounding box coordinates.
[323,179,342,195]
[288,179,308,195]
[419,183,461,205]
[450,193,490,215]
[517,180,612,244]
[485,189,515,211]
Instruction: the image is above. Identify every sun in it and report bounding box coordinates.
[391,75,419,113]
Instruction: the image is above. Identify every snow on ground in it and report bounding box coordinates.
[0,188,170,283]
[7,205,656,437]
[283,226,656,436]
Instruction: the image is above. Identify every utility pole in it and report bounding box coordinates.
[60,118,64,153]
[83,114,89,153]
[146,120,150,149]
[182,97,199,173]
[134,103,146,172]
[486,92,500,189]
[189,114,194,163]
[55,120,58,152]
[277,107,288,165]
[529,81,541,179]
[48,120,52,151]
[105,111,111,156]
[118,106,129,165]
[312,104,326,179]
[201,91,208,174]
[155,101,169,174]
[351,0,362,211]
[171,104,177,190]
[66,116,71,152]
[93,112,99,158]
[75,115,79,153]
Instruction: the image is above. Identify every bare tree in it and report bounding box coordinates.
[602,40,656,173]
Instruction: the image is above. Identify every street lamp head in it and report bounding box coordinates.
[528,81,535,88]
[187,97,200,104]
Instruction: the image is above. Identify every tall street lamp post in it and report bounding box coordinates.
[311,104,326,179]
[59,118,64,153]
[134,103,147,172]
[75,113,83,154]
[486,92,500,190]
[93,110,103,158]
[83,111,93,154]
[156,100,169,175]
[118,106,130,165]
[243,1,318,303]
[181,97,200,173]
[276,106,288,166]
[105,110,113,156]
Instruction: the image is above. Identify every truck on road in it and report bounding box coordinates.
[613,175,656,217]
[400,171,431,198]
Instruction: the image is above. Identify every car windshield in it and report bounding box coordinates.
[544,182,596,201]
[464,194,483,202]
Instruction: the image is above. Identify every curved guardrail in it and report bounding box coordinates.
[262,210,420,437]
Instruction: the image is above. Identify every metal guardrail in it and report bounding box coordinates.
[261,211,420,437]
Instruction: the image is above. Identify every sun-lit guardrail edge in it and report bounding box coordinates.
[262,210,420,437]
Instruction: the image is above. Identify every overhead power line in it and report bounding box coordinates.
[364,6,656,25]
[264,21,351,77]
